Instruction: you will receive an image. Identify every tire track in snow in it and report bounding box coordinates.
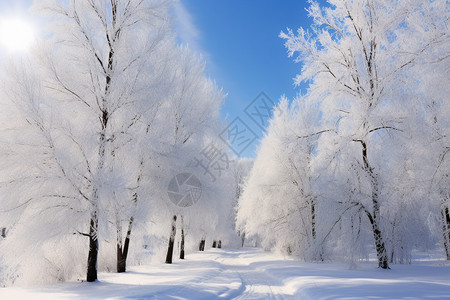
[210,249,286,300]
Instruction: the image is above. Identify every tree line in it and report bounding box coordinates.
[237,0,448,269]
[0,0,239,286]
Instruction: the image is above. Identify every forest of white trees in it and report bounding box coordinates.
[0,0,448,288]
[0,0,240,286]
[238,0,449,269]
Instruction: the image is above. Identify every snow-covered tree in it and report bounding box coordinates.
[0,0,176,284]
[0,0,234,282]
[238,0,447,268]
[231,157,253,247]
[405,1,449,258]
[237,96,326,259]
[280,0,447,269]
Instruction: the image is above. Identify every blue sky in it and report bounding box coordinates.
[0,0,312,158]
[173,0,310,157]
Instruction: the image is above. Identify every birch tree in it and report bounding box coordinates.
[237,97,324,259]
[280,0,447,268]
[0,0,172,283]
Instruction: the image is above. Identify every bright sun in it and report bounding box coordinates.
[0,18,35,52]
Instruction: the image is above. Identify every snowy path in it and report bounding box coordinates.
[1,247,450,299]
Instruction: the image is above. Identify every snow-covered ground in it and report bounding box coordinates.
[1,248,449,299]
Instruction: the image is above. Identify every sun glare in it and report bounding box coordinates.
[0,18,35,52]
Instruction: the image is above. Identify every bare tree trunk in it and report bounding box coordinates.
[199,239,205,251]
[87,212,98,282]
[357,139,390,269]
[241,232,245,247]
[165,215,177,264]
[311,197,317,239]
[180,216,185,260]
[368,212,389,269]
[117,160,142,271]
[369,173,389,269]
[441,205,450,260]
[311,197,324,261]
[117,216,134,272]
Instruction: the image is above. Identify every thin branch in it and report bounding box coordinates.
[0,198,33,213]
[296,129,337,139]
[368,126,403,134]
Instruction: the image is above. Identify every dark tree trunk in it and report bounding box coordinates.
[165,215,177,264]
[87,212,99,282]
[241,232,245,247]
[117,216,134,272]
[370,214,389,269]
[218,240,222,248]
[180,217,185,260]
[312,196,325,262]
[357,139,390,269]
[369,176,389,269]
[212,240,217,248]
[441,205,450,260]
[311,197,317,239]
[117,244,125,273]
[117,163,142,272]
[199,239,205,251]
